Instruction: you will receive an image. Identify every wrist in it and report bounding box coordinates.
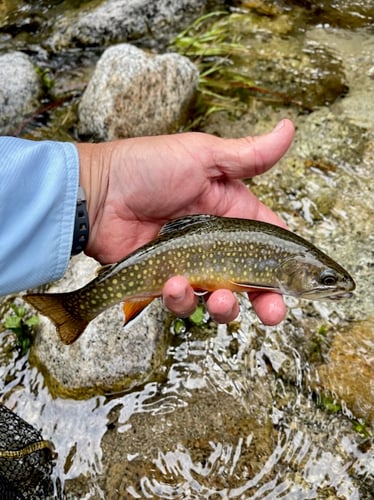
[76,142,111,254]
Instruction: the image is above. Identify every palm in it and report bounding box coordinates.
[86,131,288,264]
[79,121,294,325]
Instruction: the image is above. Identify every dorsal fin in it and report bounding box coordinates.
[159,215,216,236]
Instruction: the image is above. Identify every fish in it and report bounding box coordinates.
[24,214,355,345]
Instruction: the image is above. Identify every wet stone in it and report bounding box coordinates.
[295,0,374,28]
[0,51,41,136]
[78,44,199,140]
[50,0,210,50]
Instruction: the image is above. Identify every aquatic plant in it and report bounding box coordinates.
[171,10,308,128]
[171,11,252,126]
[172,303,208,336]
[3,303,39,356]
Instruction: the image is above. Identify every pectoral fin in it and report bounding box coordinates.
[122,298,154,324]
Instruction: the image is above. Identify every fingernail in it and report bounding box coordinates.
[272,119,285,133]
[170,290,186,302]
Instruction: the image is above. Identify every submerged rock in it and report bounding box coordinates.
[78,44,198,140]
[294,0,374,28]
[171,9,348,117]
[100,386,275,497]
[0,51,41,136]
[29,255,169,398]
[247,38,347,109]
[312,319,374,426]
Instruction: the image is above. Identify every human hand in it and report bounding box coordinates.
[77,119,295,325]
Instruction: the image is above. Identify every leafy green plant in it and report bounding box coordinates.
[172,303,208,335]
[4,304,39,356]
[35,66,55,93]
[188,303,207,326]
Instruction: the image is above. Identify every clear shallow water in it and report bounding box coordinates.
[2,308,374,498]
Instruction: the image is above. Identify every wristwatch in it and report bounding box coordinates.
[71,186,89,255]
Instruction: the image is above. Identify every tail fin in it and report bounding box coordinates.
[24,293,89,345]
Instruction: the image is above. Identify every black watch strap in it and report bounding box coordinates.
[71,186,89,256]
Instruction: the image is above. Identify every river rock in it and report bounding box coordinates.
[311,319,374,426]
[29,254,169,398]
[78,44,199,140]
[0,51,41,136]
[101,385,275,497]
[238,35,347,109]
[51,0,209,50]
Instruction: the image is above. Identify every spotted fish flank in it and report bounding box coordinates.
[25,215,355,345]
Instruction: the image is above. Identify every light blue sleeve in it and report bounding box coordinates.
[0,137,79,295]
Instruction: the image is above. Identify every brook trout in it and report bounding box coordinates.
[25,215,355,345]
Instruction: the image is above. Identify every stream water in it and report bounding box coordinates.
[1,1,374,499]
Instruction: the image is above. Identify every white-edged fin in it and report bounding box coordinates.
[95,263,118,284]
[229,280,280,293]
[159,214,217,236]
[96,263,114,276]
[193,289,209,297]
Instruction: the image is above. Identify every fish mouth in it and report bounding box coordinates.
[328,291,354,300]
[299,289,354,300]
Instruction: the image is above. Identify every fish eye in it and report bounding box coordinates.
[320,269,338,287]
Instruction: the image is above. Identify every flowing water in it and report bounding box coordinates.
[1,1,374,498]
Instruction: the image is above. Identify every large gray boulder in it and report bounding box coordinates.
[0,52,41,136]
[29,255,169,398]
[50,0,209,50]
[78,44,199,140]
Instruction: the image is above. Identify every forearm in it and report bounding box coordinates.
[0,137,79,295]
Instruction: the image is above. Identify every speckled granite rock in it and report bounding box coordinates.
[50,0,209,50]
[0,51,41,135]
[78,44,199,140]
[29,254,169,398]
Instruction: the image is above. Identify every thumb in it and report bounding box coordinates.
[209,118,295,180]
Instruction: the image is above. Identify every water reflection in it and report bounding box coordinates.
[115,317,371,498]
[128,429,362,499]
